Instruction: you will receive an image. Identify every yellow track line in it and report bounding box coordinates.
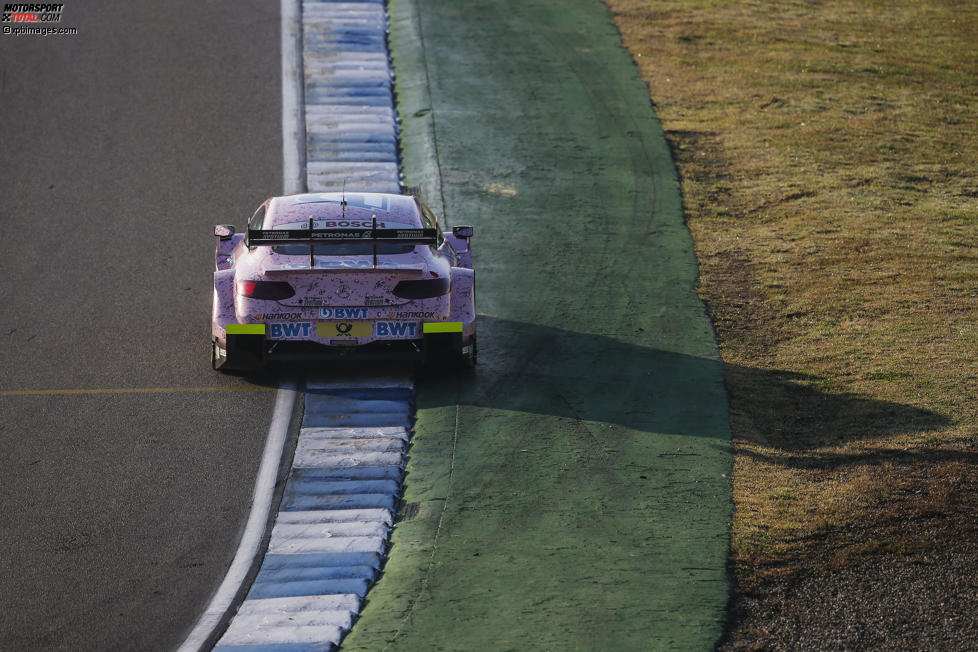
[0,386,276,397]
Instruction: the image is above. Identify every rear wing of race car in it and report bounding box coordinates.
[248,217,438,267]
[247,227,438,246]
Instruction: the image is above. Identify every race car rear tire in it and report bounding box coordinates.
[463,335,477,366]
[212,336,264,373]
[425,332,475,369]
[212,339,227,370]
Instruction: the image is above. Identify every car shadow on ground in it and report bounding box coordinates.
[241,360,417,389]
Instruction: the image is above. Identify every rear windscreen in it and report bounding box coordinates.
[272,243,417,256]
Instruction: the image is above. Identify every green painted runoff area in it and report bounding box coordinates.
[343,0,732,649]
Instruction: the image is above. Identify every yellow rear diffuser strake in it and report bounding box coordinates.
[423,321,463,333]
[227,324,266,335]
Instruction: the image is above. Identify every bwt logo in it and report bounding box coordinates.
[319,307,368,319]
[2,3,64,22]
[376,322,418,338]
[269,322,312,339]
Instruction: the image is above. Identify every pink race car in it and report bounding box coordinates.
[211,192,476,371]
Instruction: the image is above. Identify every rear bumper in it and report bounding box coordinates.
[221,331,467,366]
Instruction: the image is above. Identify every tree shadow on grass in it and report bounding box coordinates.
[417,315,950,459]
[721,362,972,471]
[732,365,944,440]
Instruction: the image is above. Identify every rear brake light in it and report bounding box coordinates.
[237,280,295,300]
[392,277,451,300]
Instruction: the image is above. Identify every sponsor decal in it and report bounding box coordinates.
[254,312,302,320]
[386,311,438,319]
[267,320,423,339]
[319,307,368,319]
[364,296,387,306]
[320,220,387,228]
[318,321,371,338]
[375,321,420,338]
[309,229,371,240]
[336,285,352,299]
[268,322,312,339]
[386,229,425,240]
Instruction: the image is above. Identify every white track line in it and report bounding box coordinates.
[178,1,305,649]
[177,380,298,652]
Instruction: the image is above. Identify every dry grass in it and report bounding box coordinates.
[604,0,978,643]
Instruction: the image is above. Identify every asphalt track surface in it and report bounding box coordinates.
[0,3,282,650]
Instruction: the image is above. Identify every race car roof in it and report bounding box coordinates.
[265,193,423,229]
